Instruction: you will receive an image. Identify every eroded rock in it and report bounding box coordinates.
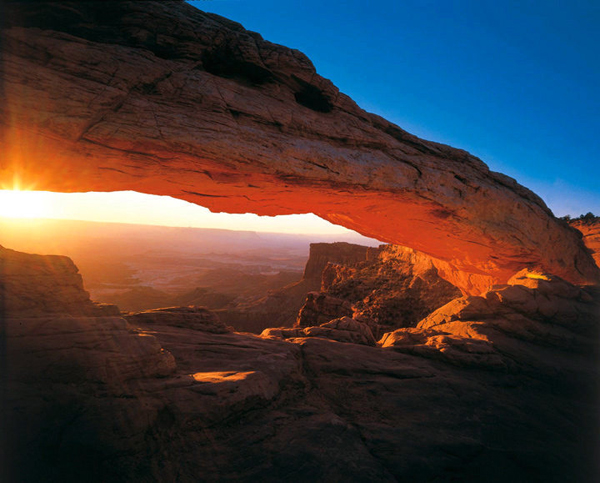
[1,1,598,291]
[0,245,120,317]
[570,217,600,267]
[380,269,600,371]
[262,316,377,346]
[295,291,354,328]
[323,244,462,331]
[3,247,599,482]
[124,305,230,333]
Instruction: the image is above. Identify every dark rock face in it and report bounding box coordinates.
[2,314,177,483]
[124,305,231,333]
[2,249,600,481]
[263,316,377,346]
[295,291,354,328]
[0,245,119,317]
[2,1,598,291]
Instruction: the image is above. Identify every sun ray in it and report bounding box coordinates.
[0,189,54,219]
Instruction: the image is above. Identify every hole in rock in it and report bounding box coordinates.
[202,47,275,85]
[293,76,334,113]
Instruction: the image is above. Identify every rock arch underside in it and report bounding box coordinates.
[1,1,598,294]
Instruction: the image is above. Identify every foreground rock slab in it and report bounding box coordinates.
[4,302,599,482]
[1,0,598,291]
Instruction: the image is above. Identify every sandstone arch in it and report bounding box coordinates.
[1,0,598,294]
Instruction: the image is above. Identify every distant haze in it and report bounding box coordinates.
[0,190,381,239]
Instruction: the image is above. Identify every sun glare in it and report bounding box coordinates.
[0,190,53,219]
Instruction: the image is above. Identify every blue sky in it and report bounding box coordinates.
[189,0,599,217]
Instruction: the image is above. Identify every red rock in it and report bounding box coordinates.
[322,244,462,331]
[302,242,374,281]
[381,268,600,369]
[216,242,372,331]
[570,218,600,267]
[1,1,598,292]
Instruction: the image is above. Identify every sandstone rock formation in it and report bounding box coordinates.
[302,242,374,281]
[124,305,231,333]
[380,269,600,370]
[1,0,598,291]
[323,244,462,331]
[0,245,119,317]
[262,316,377,346]
[295,291,354,328]
[3,247,600,481]
[218,242,373,331]
[570,217,600,267]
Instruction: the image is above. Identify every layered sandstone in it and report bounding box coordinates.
[1,1,598,292]
[302,242,374,281]
[6,277,600,482]
[124,305,231,333]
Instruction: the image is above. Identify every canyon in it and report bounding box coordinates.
[1,1,600,481]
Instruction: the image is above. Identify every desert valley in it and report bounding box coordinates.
[1,1,600,482]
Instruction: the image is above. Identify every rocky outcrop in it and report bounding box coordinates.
[229,242,462,335]
[302,242,374,281]
[3,314,178,482]
[295,291,354,328]
[262,316,377,346]
[124,305,230,333]
[0,245,120,317]
[2,0,598,291]
[380,269,600,370]
[6,295,599,482]
[219,242,373,331]
[323,245,462,331]
[570,217,600,267]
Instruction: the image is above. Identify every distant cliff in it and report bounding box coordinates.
[218,242,373,331]
[302,242,376,281]
[0,245,119,317]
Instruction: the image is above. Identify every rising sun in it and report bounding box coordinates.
[0,190,54,219]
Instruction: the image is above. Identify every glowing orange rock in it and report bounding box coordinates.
[570,218,600,268]
[1,1,598,293]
